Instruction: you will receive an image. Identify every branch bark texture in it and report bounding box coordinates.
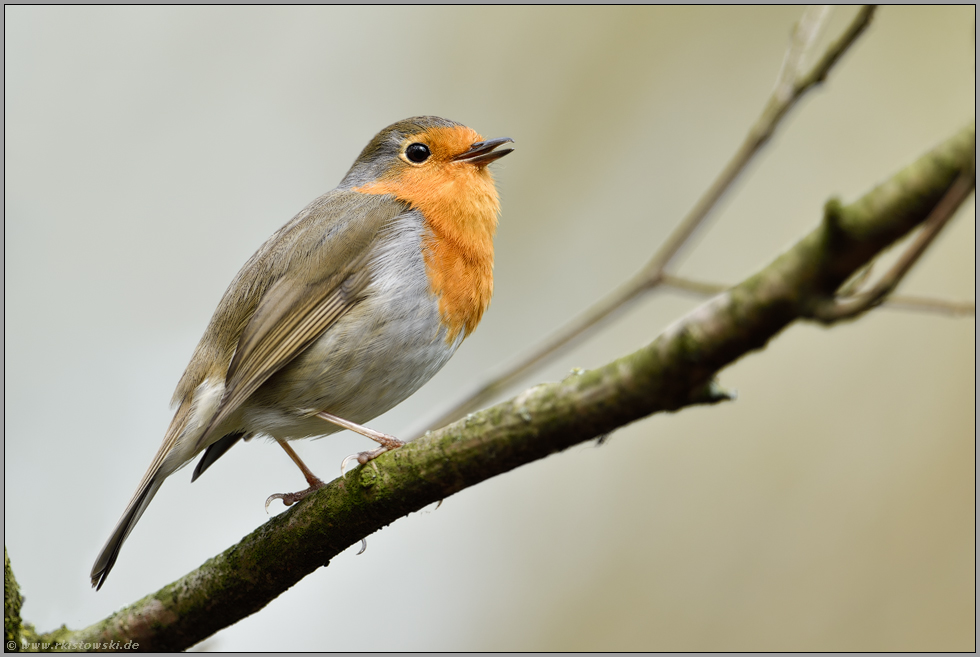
[44,122,973,652]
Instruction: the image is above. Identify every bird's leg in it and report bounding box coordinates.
[265,439,327,511]
[314,410,404,476]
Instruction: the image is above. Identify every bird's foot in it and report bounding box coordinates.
[265,475,326,512]
[340,439,405,478]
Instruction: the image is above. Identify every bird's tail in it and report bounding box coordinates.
[90,470,165,590]
[91,403,193,590]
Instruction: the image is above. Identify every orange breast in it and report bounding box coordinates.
[354,129,500,343]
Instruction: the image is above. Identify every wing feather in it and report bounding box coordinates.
[193,194,404,450]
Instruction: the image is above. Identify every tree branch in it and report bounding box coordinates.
[26,120,972,653]
[419,6,878,433]
[807,172,975,322]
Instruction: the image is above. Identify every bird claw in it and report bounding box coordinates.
[265,492,291,513]
[356,538,367,555]
[264,482,324,512]
[340,441,404,478]
[340,453,361,478]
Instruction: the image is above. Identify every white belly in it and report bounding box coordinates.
[235,210,462,440]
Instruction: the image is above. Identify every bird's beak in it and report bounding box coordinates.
[453,137,515,166]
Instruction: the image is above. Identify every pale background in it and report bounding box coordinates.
[4,6,975,651]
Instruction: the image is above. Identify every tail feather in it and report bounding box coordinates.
[191,431,246,482]
[92,402,191,589]
[90,475,164,590]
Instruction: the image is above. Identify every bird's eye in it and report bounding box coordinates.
[405,143,431,163]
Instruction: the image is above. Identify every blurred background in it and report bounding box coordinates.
[4,6,975,651]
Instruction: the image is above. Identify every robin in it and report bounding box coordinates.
[90,116,513,589]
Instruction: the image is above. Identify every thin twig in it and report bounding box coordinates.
[773,6,832,104]
[661,273,976,317]
[418,6,878,435]
[807,173,976,322]
[661,274,728,297]
[882,295,976,316]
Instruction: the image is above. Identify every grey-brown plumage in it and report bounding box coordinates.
[90,192,405,589]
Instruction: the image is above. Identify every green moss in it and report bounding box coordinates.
[5,547,23,648]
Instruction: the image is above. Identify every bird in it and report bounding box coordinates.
[90,116,513,590]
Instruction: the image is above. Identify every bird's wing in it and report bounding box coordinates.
[93,193,406,589]
[195,193,405,450]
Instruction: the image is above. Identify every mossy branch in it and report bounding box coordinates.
[7,121,971,652]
